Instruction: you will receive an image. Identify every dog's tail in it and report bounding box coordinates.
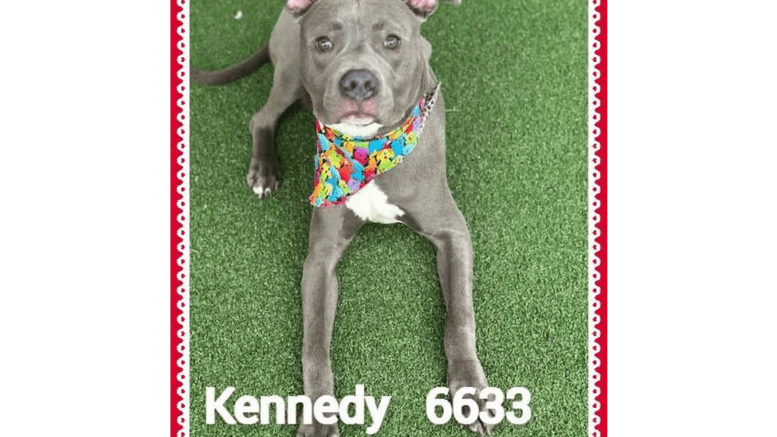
[191,43,270,85]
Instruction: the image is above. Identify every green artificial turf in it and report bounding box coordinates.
[189,1,589,436]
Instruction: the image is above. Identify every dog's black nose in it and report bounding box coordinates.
[339,69,380,101]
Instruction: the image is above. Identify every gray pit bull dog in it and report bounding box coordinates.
[193,0,496,435]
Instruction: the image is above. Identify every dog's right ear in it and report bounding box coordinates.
[281,0,317,16]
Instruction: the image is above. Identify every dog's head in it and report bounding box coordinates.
[285,0,459,129]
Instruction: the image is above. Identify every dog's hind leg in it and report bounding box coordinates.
[298,206,363,437]
[247,69,304,198]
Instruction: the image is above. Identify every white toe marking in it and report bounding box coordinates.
[252,185,264,195]
[345,182,404,224]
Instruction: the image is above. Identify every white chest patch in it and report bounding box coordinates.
[326,121,403,223]
[345,182,404,224]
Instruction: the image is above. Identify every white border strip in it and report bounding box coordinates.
[587,0,603,436]
[175,0,191,435]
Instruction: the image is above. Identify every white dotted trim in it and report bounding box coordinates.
[588,0,603,436]
[174,0,190,435]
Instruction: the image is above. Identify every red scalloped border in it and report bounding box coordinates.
[592,0,607,435]
[169,0,606,435]
[171,0,185,435]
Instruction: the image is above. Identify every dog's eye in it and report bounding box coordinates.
[384,35,401,50]
[316,37,334,52]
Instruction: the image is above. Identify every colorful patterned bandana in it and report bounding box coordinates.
[310,84,440,207]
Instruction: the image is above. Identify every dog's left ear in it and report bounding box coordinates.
[404,0,461,19]
[283,0,317,16]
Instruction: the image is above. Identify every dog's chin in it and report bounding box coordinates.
[338,114,377,126]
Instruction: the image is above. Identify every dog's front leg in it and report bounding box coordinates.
[436,217,498,435]
[297,207,363,437]
[406,194,497,435]
[247,69,303,198]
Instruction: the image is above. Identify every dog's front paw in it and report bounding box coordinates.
[448,359,499,435]
[246,159,280,198]
[296,422,339,437]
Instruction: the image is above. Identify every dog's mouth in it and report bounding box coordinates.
[336,99,379,125]
[340,114,377,125]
